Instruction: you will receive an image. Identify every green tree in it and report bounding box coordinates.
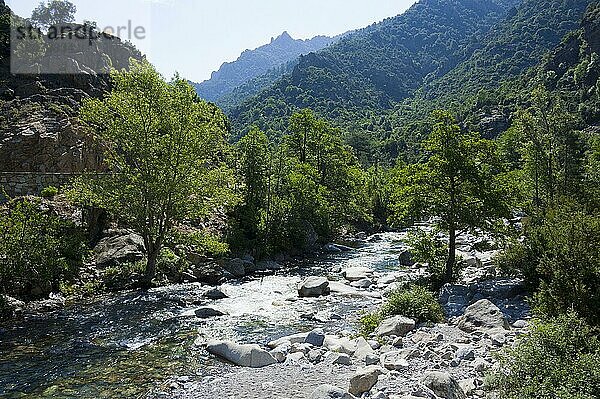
[75,60,236,287]
[390,110,510,283]
[505,89,584,210]
[235,127,271,248]
[30,0,76,28]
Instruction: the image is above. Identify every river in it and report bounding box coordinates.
[0,232,409,398]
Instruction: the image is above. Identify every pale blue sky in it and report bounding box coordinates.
[8,0,416,82]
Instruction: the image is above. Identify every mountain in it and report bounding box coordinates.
[382,0,597,158]
[228,0,521,139]
[192,32,336,105]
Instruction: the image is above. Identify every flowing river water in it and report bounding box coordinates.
[0,232,410,398]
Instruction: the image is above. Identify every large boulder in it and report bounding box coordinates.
[457,299,510,332]
[93,232,145,267]
[310,385,355,399]
[398,249,414,266]
[305,329,326,347]
[342,267,373,282]
[376,316,416,337]
[206,341,277,368]
[349,366,385,396]
[298,277,330,297]
[420,371,466,399]
[223,258,246,277]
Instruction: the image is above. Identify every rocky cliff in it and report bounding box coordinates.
[0,2,142,187]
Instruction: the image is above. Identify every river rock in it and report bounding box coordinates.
[268,332,309,349]
[354,337,375,361]
[381,351,410,370]
[255,260,282,271]
[203,288,228,300]
[343,267,373,282]
[349,366,385,396]
[223,258,246,277]
[305,329,326,347]
[310,385,355,399]
[350,278,373,289]
[376,316,416,337]
[420,371,466,399]
[457,299,510,332]
[195,307,226,319]
[298,277,330,297]
[206,341,277,368]
[398,249,414,266]
[332,353,353,365]
[324,336,357,355]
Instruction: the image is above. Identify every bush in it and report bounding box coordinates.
[381,285,445,324]
[0,198,86,298]
[486,313,600,399]
[40,186,59,198]
[359,312,383,337]
[497,205,600,326]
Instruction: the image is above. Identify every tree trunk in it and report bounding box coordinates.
[445,226,456,284]
[140,248,159,289]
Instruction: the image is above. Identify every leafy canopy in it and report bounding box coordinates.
[74,59,237,285]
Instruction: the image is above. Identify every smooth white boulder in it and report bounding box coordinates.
[206,340,277,368]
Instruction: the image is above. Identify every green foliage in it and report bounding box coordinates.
[359,312,383,338]
[72,60,238,286]
[172,230,229,257]
[500,89,586,211]
[229,0,520,146]
[497,204,600,326]
[0,198,86,298]
[406,229,452,290]
[389,111,511,283]
[486,313,600,399]
[40,186,58,198]
[30,0,77,28]
[231,110,369,257]
[381,285,445,324]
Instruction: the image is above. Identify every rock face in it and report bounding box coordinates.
[93,232,145,268]
[206,341,277,368]
[420,371,466,399]
[376,316,416,337]
[349,366,385,396]
[457,299,510,332]
[309,385,355,399]
[298,277,331,297]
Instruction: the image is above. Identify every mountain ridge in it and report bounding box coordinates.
[192,31,337,104]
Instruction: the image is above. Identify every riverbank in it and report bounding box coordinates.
[0,231,530,398]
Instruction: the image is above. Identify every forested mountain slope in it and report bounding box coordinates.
[381,0,598,159]
[192,32,335,104]
[228,0,520,139]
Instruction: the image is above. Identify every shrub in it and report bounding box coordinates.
[0,198,87,298]
[381,285,445,324]
[359,312,383,337]
[497,205,600,326]
[40,186,59,198]
[486,313,600,399]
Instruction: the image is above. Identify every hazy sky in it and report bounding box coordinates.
[8,0,416,82]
